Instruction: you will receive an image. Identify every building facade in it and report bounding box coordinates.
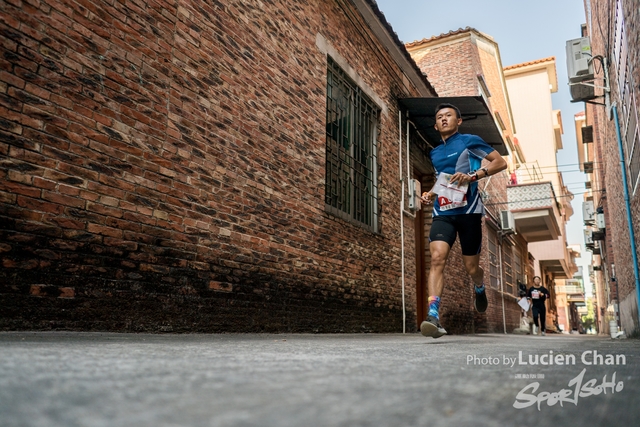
[1,0,444,332]
[503,57,579,332]
[575,0,640,335]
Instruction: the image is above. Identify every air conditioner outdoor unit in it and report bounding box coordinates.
[566,37,593,82]
[582,200,595,223]
[500,210,516,234]
[566,37,596,102]
[584,229,594,246]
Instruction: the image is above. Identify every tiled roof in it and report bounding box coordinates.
[503,56,556,70]
[405,27,489,48]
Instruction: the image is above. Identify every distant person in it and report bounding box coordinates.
[527,276,551,336]
[420,103,507,338]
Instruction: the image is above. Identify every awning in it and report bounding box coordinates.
[398,96,508,155]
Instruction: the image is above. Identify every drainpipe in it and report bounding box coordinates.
[498,237,507,334]
[399,109,406,333]
[611,104,640,329]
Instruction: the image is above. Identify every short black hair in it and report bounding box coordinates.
[435,103,461,119]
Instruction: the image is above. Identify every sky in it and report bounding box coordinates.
[374,0,593,291]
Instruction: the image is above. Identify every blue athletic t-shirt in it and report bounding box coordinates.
[429,132,494,216]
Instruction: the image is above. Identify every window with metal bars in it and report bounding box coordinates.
[325,57,379,231]
[514,250,523,288]
[503,243,513,295]
[613,0,640,195]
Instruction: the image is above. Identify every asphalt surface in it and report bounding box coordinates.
[0,331,638,427]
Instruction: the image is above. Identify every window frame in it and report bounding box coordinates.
[324,57,380,232]
[503,243,514,295]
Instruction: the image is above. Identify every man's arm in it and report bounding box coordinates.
[481,150,507,177]
[449,150,507,185]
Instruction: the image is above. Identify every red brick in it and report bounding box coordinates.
[41,190,85,209]
[87,223,122,238]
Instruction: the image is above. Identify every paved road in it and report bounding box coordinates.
[0,332,638,427]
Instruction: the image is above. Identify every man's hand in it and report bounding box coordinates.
[449,172,476,185]
[421,191,435,204]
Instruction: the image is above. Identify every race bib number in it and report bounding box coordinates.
[433,173,468,211]
[438,195,468,211]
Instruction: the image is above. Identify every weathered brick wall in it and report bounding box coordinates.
[412,35,480,97]
[619,0,640,305]
[587,0,640,332]
[586,85,612,331]
[0,0,431,332]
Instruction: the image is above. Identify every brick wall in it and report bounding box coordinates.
[0,0,431,332]
[586,0,640,333]
[413,37,480,97]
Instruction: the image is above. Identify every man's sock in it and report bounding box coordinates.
[428,296,441,319]
[475,283,486,294]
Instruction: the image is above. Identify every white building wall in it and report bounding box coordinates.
[505,59,574,279]
[505,70,562,196]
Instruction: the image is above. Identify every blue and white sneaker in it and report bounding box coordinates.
[420,315,447,338]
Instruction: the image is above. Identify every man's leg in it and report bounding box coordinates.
[428,240,451,299]
[421,240,451,338]
[540,306,547,335]
[457,214,487,313]
[462,254,483,286]
[532,306,540,335]
[463,254,488,313]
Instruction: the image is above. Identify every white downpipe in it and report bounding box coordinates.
[400,187,406,334]
[498,242,507,334]
[399,110,406,333]
[406,114,411,185]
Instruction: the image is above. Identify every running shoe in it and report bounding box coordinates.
[420,315,447,338]
[474,285,488,313]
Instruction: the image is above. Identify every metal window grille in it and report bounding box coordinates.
[629,121,640,194]
[613,1,640,195]
[514,251,523,285]
[325,57,379,231]
[503,244,513,295]
[624,86,640,194]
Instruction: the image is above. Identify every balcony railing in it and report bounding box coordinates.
[506,182,562,243]
[507,182,556,211]
[556,285,584,295]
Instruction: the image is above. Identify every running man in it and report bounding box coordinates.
[527,276,551,336]
[420,103,507,338]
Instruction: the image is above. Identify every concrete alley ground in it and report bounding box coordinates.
[0,331,638,427]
